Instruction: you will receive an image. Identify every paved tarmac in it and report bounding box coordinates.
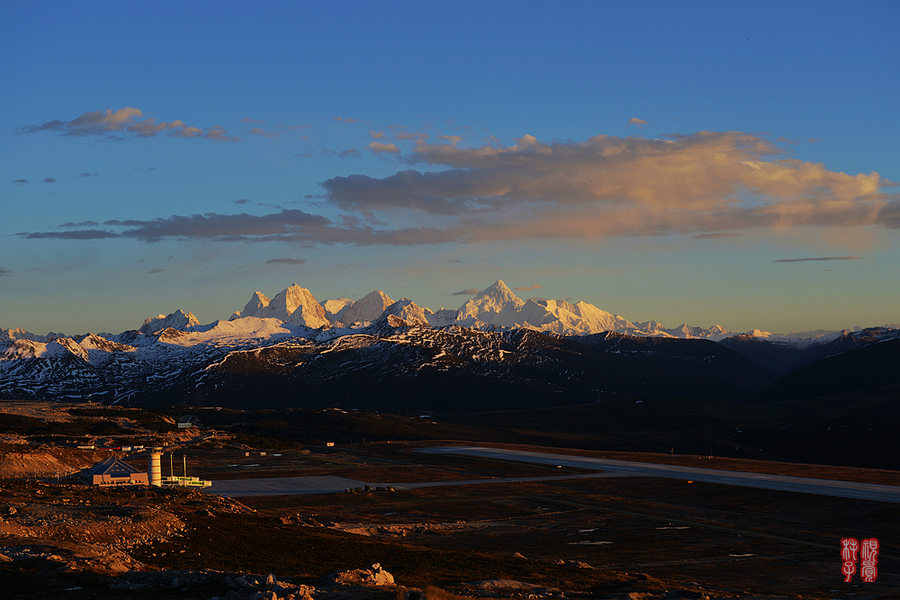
[205,446,899,502]
[418,446,900,504]
[207,475,370,497]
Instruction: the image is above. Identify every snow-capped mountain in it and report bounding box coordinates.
[456,280,526,327]
[0,327,69,344]
[323,298,353,321]
[140,310,200,335]
[377,298,430,327]
[231,283,329,329]
[3,280,898,409]
[718,327,900,376]
[334,290,395,326]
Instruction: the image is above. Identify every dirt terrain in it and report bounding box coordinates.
[0,401,897,599]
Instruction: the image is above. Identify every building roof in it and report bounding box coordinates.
[86,457,143,478]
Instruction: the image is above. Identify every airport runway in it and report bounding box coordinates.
[206,446,899,502]
[418,446,900,504]
[207,475,370,497]
[208,471,629,497]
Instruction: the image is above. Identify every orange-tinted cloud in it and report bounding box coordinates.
[322,131,898,239]
[368,142,401,154]
[452,288,481,296]
[16,107,239,141]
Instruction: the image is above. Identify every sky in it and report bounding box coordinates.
[2,1,898,336]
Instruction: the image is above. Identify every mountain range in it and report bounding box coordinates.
[2,280,898,410]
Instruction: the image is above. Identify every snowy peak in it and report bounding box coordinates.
[237,284,329,329]
[337,290,395,325]
[457,280,525,327]
[140,310,200,335]
[378,298,429,327]
[0,327,66,343]
[242,291,271,316]
[269,284,329,329]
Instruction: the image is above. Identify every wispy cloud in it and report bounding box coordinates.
[692,232,742,239]
[773,256,863,263]
[76,172,100,177]
[628,117,648,128]
[43,178,56,183]
[514,284,542,292]
[21,229,121,240]
[241,120,310,139]
[19,209,466,246]
[59,221,99,228]
[0,268,10,277]
[266,258,307,265]
[334,116,372,126]
[146,268,164,274]
[13,179,29,185]
[16,107,239,142]
[321,148,362,158]
[368,142,401,154]
[452,288,481,296]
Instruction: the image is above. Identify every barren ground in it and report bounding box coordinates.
[0,401,897,599]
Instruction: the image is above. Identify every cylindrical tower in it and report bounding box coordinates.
[149,448,163,486]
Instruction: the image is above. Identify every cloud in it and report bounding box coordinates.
[266,258,307,266]
[628,117,648,127]
[452,288,481,296]
[248,128,277,138]
[513,284,543,292]
[16,107,238,141]
[13,179,29,185]
[321,148,362,159]
[772,256,863,263]
[370,131,385,139]
[203,126,239,142]
[0,268,10,277]
[146,268,164,274]
[692,232,742,239]
[76,173,99,177]
[19,229,121,240]
[59,221,99,228]
[18,129,899,251]
[105,209,331,242]
[334,117,372,126]
[43,178,56,183]
[368,142,401,154]
[22,208,466,247]
[321,131,898,240]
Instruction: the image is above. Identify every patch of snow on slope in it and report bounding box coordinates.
[157,317,298,347]
[323,297,354,320]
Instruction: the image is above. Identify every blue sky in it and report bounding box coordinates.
[2,1,898,336]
